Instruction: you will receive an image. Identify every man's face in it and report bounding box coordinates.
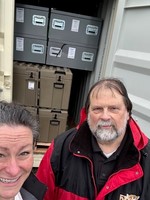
[0,125,34,199]
[87,88,130,144]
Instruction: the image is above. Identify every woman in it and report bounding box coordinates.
[0,101,47,200]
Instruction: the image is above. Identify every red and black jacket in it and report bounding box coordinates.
[36,117,150,200]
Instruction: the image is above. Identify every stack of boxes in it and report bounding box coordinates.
[38,65,72,142]
[13,4,102,142]
[14,4,49,64]
[13,62,72,143]
[14,5,103,71]
[46,9,103,71]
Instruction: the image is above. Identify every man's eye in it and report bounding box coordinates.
[109,107,119,112]
[93,107,102,113]
[111,107,117,110]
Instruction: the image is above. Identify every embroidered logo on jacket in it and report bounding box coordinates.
[119,194,140,200]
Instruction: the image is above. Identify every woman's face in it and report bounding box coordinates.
[0,125,34,200]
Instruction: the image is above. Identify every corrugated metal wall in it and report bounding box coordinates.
[99,0,150,136]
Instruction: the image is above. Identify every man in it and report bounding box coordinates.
[0,101,47,200]
[36,78,150,200]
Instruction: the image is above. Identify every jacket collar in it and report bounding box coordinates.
[70,121,93,157]
[20,188,38,200]
[129,117,148,150]
[70,120,144,171]
[22,172,47,200]
[71,117,148,156]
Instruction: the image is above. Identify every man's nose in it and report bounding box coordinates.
[100,109,111,120]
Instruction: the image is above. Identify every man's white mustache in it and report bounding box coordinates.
[97,121,112,126]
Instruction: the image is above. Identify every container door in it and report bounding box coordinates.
[0,0,15,101]
[100,0,150,136]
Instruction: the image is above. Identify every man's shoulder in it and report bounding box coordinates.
[141,139,150,163]
[143,139,150,152]
[54,127,77,149]
[51,128,77,172]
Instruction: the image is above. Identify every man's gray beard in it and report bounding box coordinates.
[87,116,127,144]
[93,126,120,143]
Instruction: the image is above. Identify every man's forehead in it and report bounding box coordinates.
[91,86,121,98]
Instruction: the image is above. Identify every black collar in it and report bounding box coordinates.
[70,121,139,169]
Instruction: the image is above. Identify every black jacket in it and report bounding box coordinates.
[37,118,150,200]
[21,172,47,200]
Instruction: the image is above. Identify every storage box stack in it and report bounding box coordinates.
[13,62,73,143]
[38,65,72,142]
[13,4,49,64]
[46,9,103,71]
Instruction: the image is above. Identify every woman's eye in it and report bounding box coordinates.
[20,151,30,156]
[0,153,5,158]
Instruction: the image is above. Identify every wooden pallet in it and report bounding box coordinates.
[33,142,51,168]
[34,142,51,154]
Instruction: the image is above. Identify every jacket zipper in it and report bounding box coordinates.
[74,153,98,198]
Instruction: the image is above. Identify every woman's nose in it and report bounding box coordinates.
[5,158,20,176]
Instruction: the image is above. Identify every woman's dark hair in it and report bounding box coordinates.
[85,77,132,116]
[0,101,39,143]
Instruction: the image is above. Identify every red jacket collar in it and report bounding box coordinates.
[129,117,148,150]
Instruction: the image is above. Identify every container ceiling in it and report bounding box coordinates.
[15,0,104,17]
